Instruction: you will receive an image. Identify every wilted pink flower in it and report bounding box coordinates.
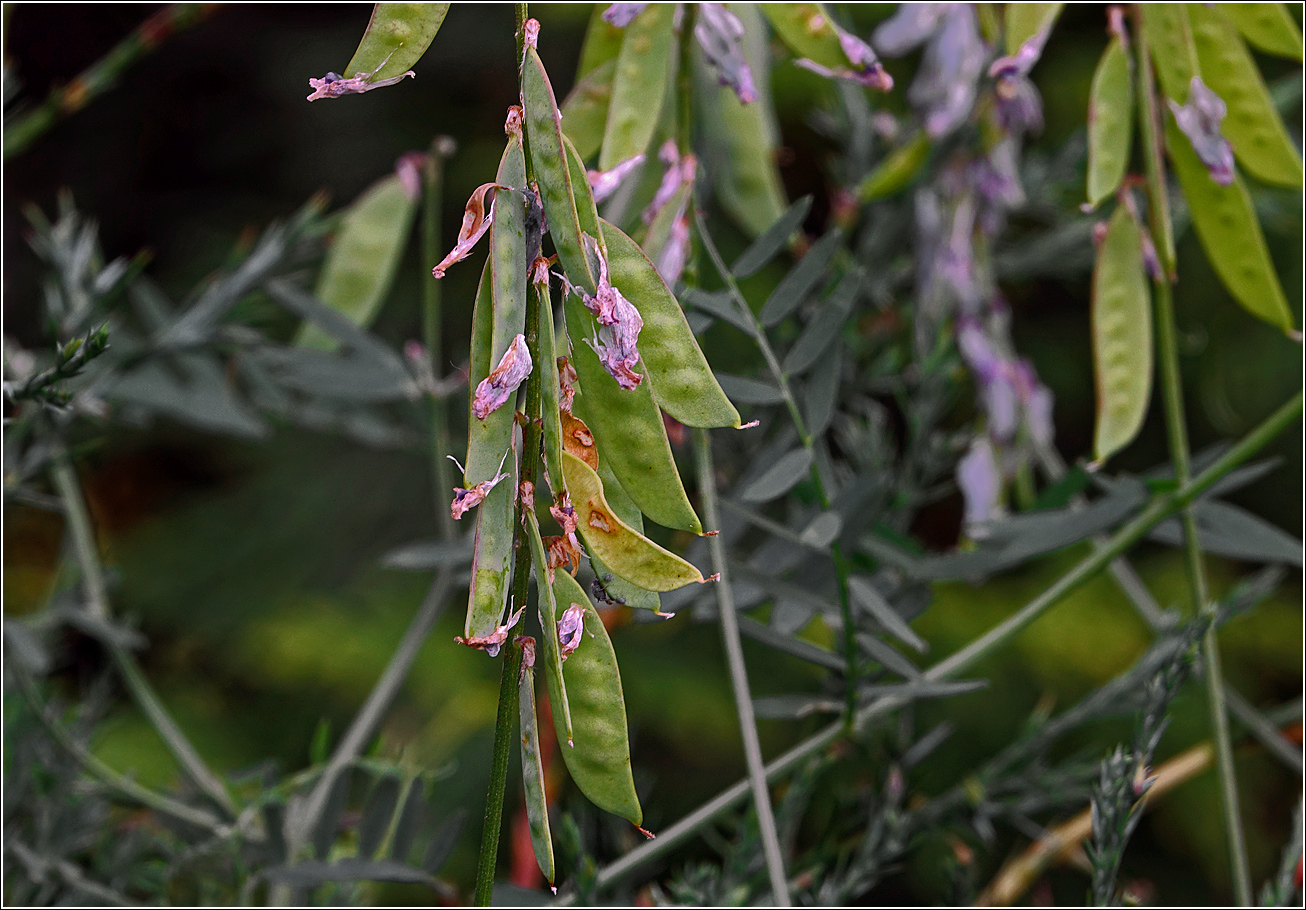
[449,452,510,520]
[306,67,414,102]
[455,604,524,657]
[473,334,533,420]
[1169,77,1235,185]
[505,104,524,138]
[602,3,647,27]
[643,141,696,225]
[517,635,536,670]
[395,152,427,201]
[557,356,578,413]
[433,183,500,278]
[523,18,540,50]
[557,603,587,660]
[588,153,645,203]
[591,290,644,390]
[696,3,756,103]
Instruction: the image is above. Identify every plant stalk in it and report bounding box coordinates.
[694,208,859,733]
[423,137,458,541]
[574,391,1301,895]
[694,428,792,907]
[1134,24,1251,903]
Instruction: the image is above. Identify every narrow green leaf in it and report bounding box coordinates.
[731,196,813,279]
[740,448,813,503]
[759,229,841,326]
[519,665,555,885]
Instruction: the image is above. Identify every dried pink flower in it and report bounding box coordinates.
[472,334,534,421]
[433,183,501,278]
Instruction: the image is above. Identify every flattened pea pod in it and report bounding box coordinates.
[526,510,573,744]
[598,219,741,429]
[1086,36,1133,209]
[547,570,642,826]
[760,3,848,70]
[491,137,530,360]
[1219,3,1304,62]
[577,4,627,78]
[561,59,616,163]
[538,286,565,497]
[1165,116,1295,333]
[1091,205,1153,463]
[562,136,605,257]
[701,4,787,237]
[1140,4,1199,102]
[600,3,676,171]
[1004,3,1063,56]
[518,661,555,886]
[298,170,418,351]
[565,294,703,533]
[344,3,449,81]
[1188,3,1303,188]
[591,448,662,615]
[523,46,598,295]
[562,451,708,591]
[463,265,518,640]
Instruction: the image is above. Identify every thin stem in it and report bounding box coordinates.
[3,4,217,160]
[423,138,458,541]
[49,444,237,818]
[575,391,1302,895]
[694,428,791,907]
[694,207,859,733]
[1134,28,1251,903]
[10,658,225,834]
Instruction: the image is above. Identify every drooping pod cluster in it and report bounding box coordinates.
[430,15,744,875]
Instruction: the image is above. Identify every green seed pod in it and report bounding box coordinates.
[343,2,450,81]
[577,4,627,78]
[298,170,418,351]
[561,59,616,162]
[599,220,741,429]
[1004,2,1063,56]
[491,137,529,364]
[1091,205,1153,464]
[564,294,703,533]
[1219,2,1303,61]
[600,3,676,171]
[1086,36,1134,209]
[562,451,709,591]
[590,458,663,614]
[761,3,851,70]
[701,4,787,237]
[1189,3,1303,189]
[523,46,599,296]
[527,510,573,745]
[462,265,518,642]
[538,283,565,498]
[546,570,642,826]
[1166,116,1295,333]
[857,132,932,204]
[518,659,555,886]
[1140,4,1200,102]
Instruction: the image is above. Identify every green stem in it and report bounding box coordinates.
[423,137,458,541]
[577,391,1301,895]
[49,444,237,819]
[4,4,217,160]
[694,429,792,906]
[1134,26,1251,904]
[694,208,859,733]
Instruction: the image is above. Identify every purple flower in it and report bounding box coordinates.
[873,3,954,57]
[654,213,691,286]
[588,153,645,203]
[568,235,645,389]
[993,73,1043,135]
[472,334,533,420]
[1169,77,1235,185]
[958,437,1001,529]
[912,6,986,138]
[602,3,647,27]
[696,3,756,104]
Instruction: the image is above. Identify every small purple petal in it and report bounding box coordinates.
[958,437,1002,529]
[1169,77,1235,185]
[873,2,952,57]
[910,6,985,138]
[654,213,691,285]
[602,3,647,27]
[696,2,757,104]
